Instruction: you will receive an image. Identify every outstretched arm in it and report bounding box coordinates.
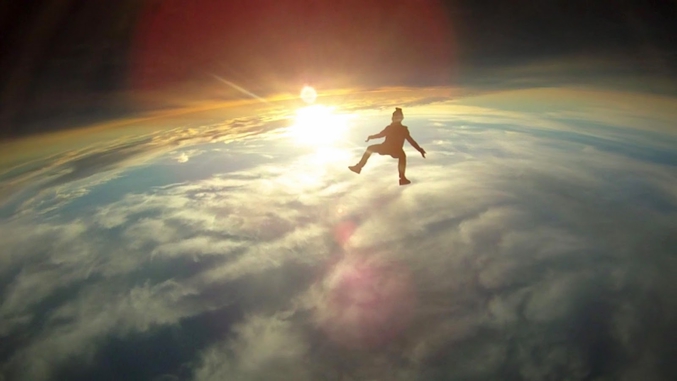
[365,126,388,142]
[406,135,426,158]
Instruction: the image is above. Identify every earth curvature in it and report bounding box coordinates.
[1,85,677,381]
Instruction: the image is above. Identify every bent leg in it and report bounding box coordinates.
[356,144,382,167]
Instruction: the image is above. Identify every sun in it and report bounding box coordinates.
[300,86,318,104]
[289,104,351,146]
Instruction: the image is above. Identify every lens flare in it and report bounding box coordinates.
[313,254,416,348]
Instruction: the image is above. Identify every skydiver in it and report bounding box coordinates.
[348,107,426,185]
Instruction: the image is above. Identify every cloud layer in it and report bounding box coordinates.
[1,88,676,380]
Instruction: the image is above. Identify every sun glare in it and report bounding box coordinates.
[289,105,351,146]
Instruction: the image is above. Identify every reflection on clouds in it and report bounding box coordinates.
[308,253,416,349]
[1,89,677,380]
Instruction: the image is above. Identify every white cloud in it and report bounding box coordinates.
[1,93,677,380]
[5,280,204,381]
[0,220,96,332]
[193,314,310,381]
[171,149,207,163]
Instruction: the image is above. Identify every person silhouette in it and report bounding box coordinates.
[349,107,426,185]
